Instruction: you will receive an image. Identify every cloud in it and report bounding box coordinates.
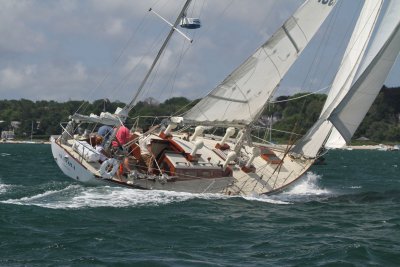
[0,68,26,89]
[0,1,47,53]
[0,62,91,100]
[104,18,125,36]
[0,0,398,103]
[123,55,152,74]
[0,0,301,101]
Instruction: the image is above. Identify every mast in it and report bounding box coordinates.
[121,0,193,117]
[31,121,33,142]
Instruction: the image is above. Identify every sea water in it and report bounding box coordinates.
[0,144,399,266]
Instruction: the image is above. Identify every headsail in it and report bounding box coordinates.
[291,0,384,157]
[324,128,346,148]
[183,0,336,127]
[329,0,400,142]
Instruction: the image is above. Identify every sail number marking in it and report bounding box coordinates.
[59,153,76,170]
[318,0,335,6]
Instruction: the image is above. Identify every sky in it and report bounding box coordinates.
[0,0,399,103]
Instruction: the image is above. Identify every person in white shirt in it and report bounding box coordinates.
[95,136,108,163]
[138,136,153,173]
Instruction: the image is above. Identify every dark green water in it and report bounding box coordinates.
[0,144,399,266]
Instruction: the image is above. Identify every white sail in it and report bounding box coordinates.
[291,0,383,157]
[183,0,336,126]
[321,0,384,116]
[329,1,400,142]
[324,128,346,148]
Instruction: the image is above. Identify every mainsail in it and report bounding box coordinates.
[291,0,384,157]
[183,0,336,126]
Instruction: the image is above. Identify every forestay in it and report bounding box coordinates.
[183,0,336,126]
[291,0,383,157]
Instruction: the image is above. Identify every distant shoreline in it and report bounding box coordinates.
[345,144,399,151]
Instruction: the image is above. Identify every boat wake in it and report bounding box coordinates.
[0,184,230,209]
[1,172,333,208]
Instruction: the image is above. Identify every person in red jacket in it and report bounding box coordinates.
[112,125,131,148]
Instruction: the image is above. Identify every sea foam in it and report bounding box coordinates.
[1,172,332,208]
[268,172,333,203]
[1,184,228,209]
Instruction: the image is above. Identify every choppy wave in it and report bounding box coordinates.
[0,153,11,157]
[2,146,399,266]
[334,190,400,204]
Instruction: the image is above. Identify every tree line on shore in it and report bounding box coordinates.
[1,86,399,143]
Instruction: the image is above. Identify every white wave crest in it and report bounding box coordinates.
[0,178,18,194]
[268,172,332,202]
[0,183,10,194]
[284,172,330,196]
[1,184,80,206]
[241,194,290,205]
[349,186,362,189]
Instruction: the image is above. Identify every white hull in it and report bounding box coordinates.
[50,134,314,196]
[50,136,235,194]
[51,136,103,185]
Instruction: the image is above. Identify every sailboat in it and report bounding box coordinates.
[50,0,400,196]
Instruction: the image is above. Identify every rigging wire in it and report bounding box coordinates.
[111,22,169,97]
[116,1,199,112]
[295,0,341,95]
[269,85,330,103]
[76,11,151,115]
[142,0,235,120]
[168,84,330,128]
[134,0,205,108]
[316,0,363,91]
[165,43,192,100]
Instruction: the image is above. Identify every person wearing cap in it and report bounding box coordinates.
[98,125,113,145]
